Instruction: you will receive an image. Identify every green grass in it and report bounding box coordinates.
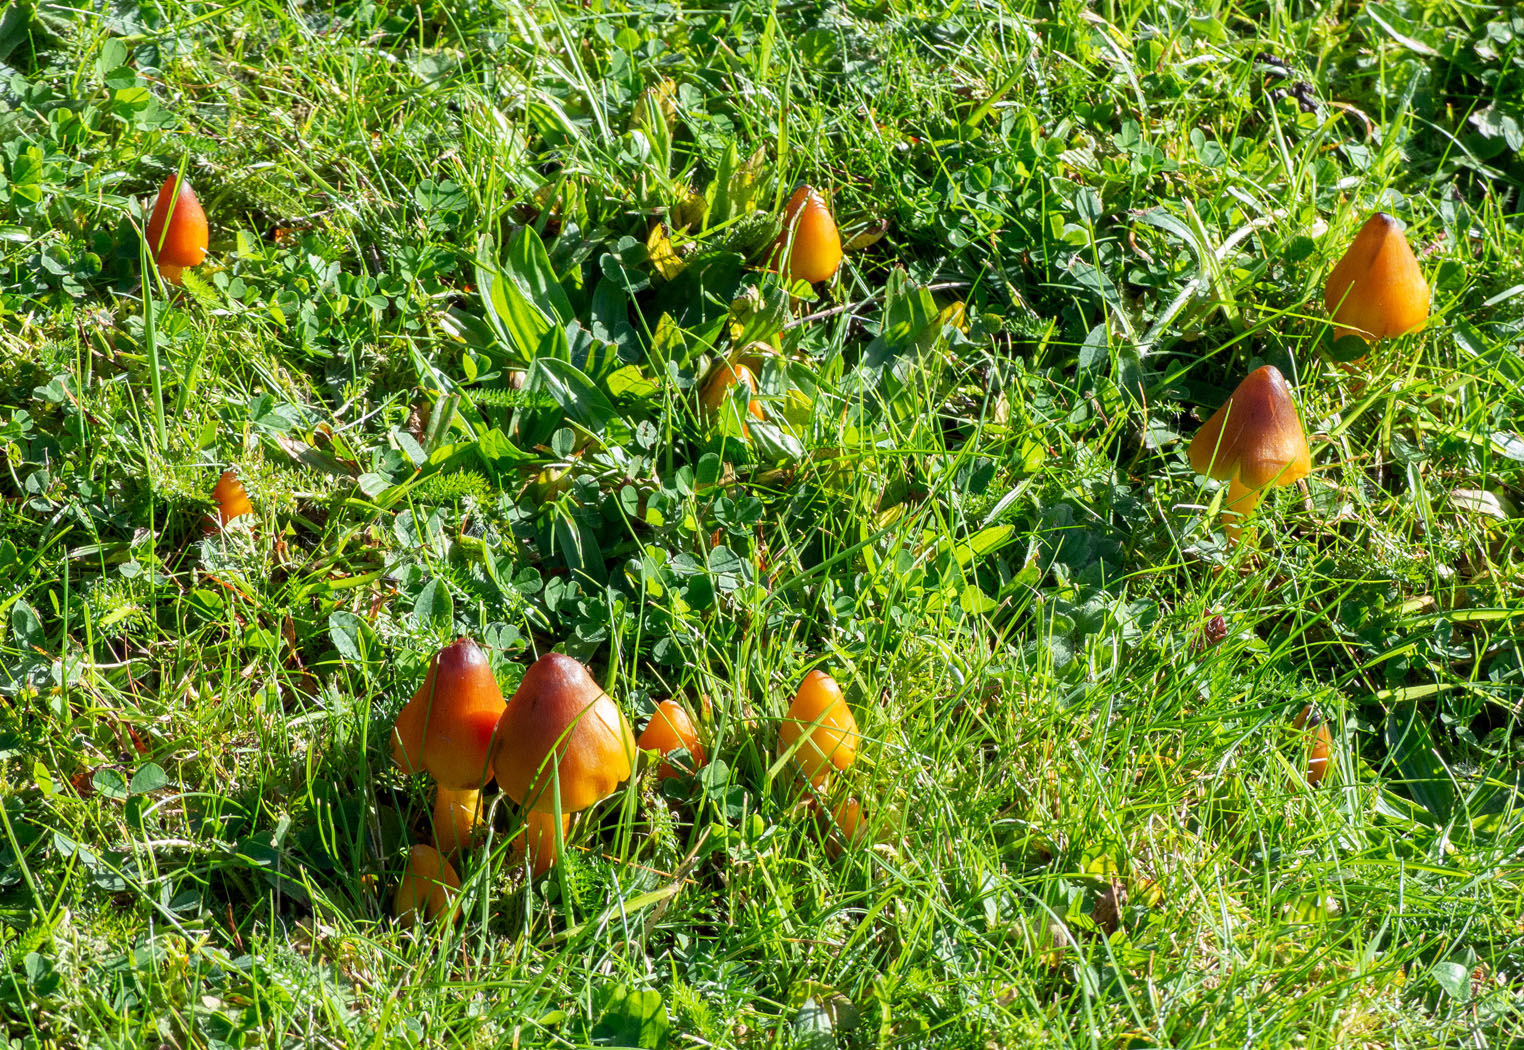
[1,0,1523,1045]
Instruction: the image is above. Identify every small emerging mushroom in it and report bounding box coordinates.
[392,637,507,790]
[393,844,460,926]
[205,470,253,533]
[1324,213,1430,343]
[512,808,569,877]
[145,173,209,285]
[699,361,765,434]
[431,785,483,857]
[1188,365,1312,541]
[491,653,636,815]
[1293,705,1332,786]
[778,670,859,787]
[774,186,842,284]
[636,699,706,780]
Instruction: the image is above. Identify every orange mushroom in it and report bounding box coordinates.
[392,637,507,790]
[1324,213,1430,343]
[699,361,765,430]
[393,844,461,925]
[637,699,706,780]
[511,808,569,877]
[1293,705,1332,787]
[431,784,483,856]
[778,670,859,787]
[774,186,842,284]
[825,797,869,859]
[145,173,209,285]
[1188,365,1312,541]
[491,653,636,814]
[205,470,253,533]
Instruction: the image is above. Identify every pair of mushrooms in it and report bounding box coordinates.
[1190,212,1431,539]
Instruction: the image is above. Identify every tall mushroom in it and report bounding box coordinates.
[1324,213,1430,343]
[512,808,569,877]
[778,670,859,787]
[491,653,636,815]
[636,699,706,780]
[392,637,507,790]
[774,186,842,284]
[1188,365,1312,541]
[146,173,209,285]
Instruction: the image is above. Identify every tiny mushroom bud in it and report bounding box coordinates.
[1293,705,1332,787]
[491,653,636,815]
[511,808,569,877]
[774,186,842,284]
[392,637,507,790]
[778,670,859,787]
[1188,366,1312,541]
[637,700,706,780]
[393,844,461,926]
[431,784,483,857]
[205,470,253,533]
[1324,213,1430,343]
[699,361,765,428]
[146,173,209,285]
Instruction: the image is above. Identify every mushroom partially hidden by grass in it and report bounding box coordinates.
[778,670,859,787]
[511,808,569,877]
[491,653,636,815]
[1188,365,1312,542]
[774,186,842,284]
[637,700,706,780]
[699,361,764,433]
[392,637,507,790]
[1324,213,1430,344]
[1293,705,1332,787]
[205,470,253,533]
[146,173,209,285]
[431,785,483,857]
[393,844,460,926]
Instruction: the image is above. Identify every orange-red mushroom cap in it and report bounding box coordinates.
[392,637,507,790]
[1188,365,1312,491]
[1324,213,1430,342]
[146,174,209,284]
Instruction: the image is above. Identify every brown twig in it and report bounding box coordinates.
[781,281,971,330]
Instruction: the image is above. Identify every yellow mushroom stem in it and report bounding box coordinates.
[1222,477,1263,543]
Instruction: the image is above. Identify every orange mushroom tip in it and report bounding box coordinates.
[146,173,209,282]
[205,470,254,532]
[490,652,636,814]
[1188,365,1312,492]
[637,700,706,780]
[1323,212,1429,342]
[773,186,842,284]
[777,670,859,787]
[391,637,507,790]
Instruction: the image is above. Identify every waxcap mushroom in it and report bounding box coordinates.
[774,186,842,284]
[146,173,209,284]
[205,470,253,533]
[512,808,569,877]
[393,844,460,926]
[778,670,859,787]
[698,361,765,426]
[392,637,507,790]
[491,652,636,814]
[431,784,483,857]
[636,699,706,780]
[1324,212,1430,342]
[1189,366,1312,491]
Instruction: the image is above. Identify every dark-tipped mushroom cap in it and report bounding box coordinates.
[490,653,636,814]
[392,637,506,790]
[1188,366,1312,491]
[1323,213,1430,342]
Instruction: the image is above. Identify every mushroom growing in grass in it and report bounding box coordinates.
[1293,705,1332,787]
[491,653,636,815]
[774,186,842,284]
[778,670,859,787]
[1188,365,1312,541]
[393,844,460,926]
[699,361,765,432]
[205,470,253,533]
[637,699,706,780]
[392,637,507,790]
[431,785,483,857]
[1324,213,1430,344]
[145,173,209,285]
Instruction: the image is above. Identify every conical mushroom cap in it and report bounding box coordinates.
[699,362,765,423]
[636,699,706,780]
[146,174,209,283]
[775,187,842,284]
[392,637,506,790]
[491,653,636,814]
[1188,366,1312,491]
[1323,213,1429,341]
[778,670,859,786]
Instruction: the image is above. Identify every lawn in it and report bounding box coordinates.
[1,0,1522,1045]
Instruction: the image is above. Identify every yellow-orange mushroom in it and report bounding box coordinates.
[1324,213,1430,343]
[491,653,636,814]
[774,186,842,284]
[636,699,706,780]
[146,173,209,285]
[1188,366,1312,542]
[205,470,253,533]
[778,670,859,787]
[392,637,507,790]
[431,785,483,857]
[1293,705,1333,787]
[699,361,765,430]
[512,808,569,877]
[393,844,460,925]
